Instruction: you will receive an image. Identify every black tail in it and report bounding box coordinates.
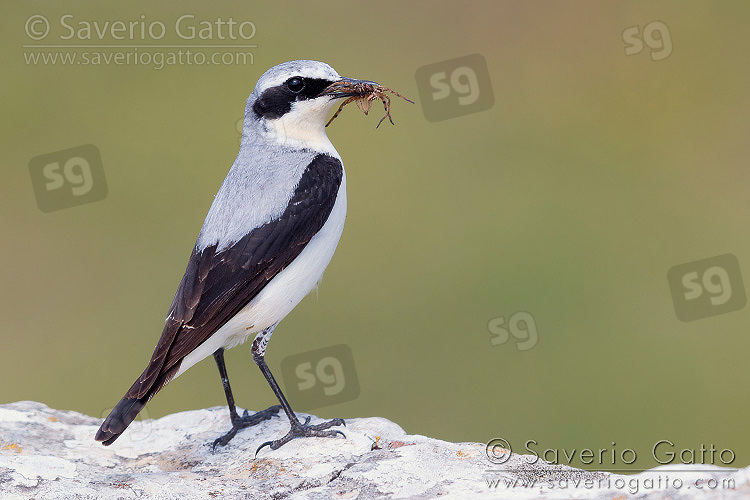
[95,363,180,446]
[95,396,147,445]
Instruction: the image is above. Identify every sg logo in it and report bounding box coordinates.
[28,144,107,212]
[415,53,494,122]
[668,254,746,322]
[280,344,360,411]
[623,21,673,61]
[488,311,539,351]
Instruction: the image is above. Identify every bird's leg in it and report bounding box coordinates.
[211,347,281,449]
[251,325,345,455]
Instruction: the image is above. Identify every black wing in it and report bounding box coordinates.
[132,153,343,397]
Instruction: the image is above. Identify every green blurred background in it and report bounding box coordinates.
[1,1,748,472]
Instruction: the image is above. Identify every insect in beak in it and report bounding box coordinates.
[321,78,415,128]
[319,77,381,98]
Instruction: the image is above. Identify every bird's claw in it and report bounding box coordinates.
[212,428,238,451]
[211,405,282,452]
[255,417,346,457]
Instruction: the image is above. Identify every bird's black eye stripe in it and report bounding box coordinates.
[300,78,334,99]
[286,77,332,99]
[253,78,336,120]
[286,77,305,93]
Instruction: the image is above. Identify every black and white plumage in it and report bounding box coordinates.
[96,60,373,450]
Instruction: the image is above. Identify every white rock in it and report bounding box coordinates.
[0,401,747,499]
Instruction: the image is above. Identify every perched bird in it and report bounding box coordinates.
[96,60,380,452]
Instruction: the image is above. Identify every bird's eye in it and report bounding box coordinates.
[286,77,305,93]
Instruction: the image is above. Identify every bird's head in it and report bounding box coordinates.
[244,60,377,152]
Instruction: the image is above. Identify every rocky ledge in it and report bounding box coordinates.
[0,401,747,499]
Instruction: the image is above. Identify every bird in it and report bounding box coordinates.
[96,60,380,453]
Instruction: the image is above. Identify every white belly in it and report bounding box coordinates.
[175,173,347,377]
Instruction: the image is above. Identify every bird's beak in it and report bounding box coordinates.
[319,77,380,99]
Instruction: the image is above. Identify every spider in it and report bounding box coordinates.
[325,82,414,128]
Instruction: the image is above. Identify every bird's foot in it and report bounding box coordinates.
[255,415,346,456]
[212,405,282,450]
